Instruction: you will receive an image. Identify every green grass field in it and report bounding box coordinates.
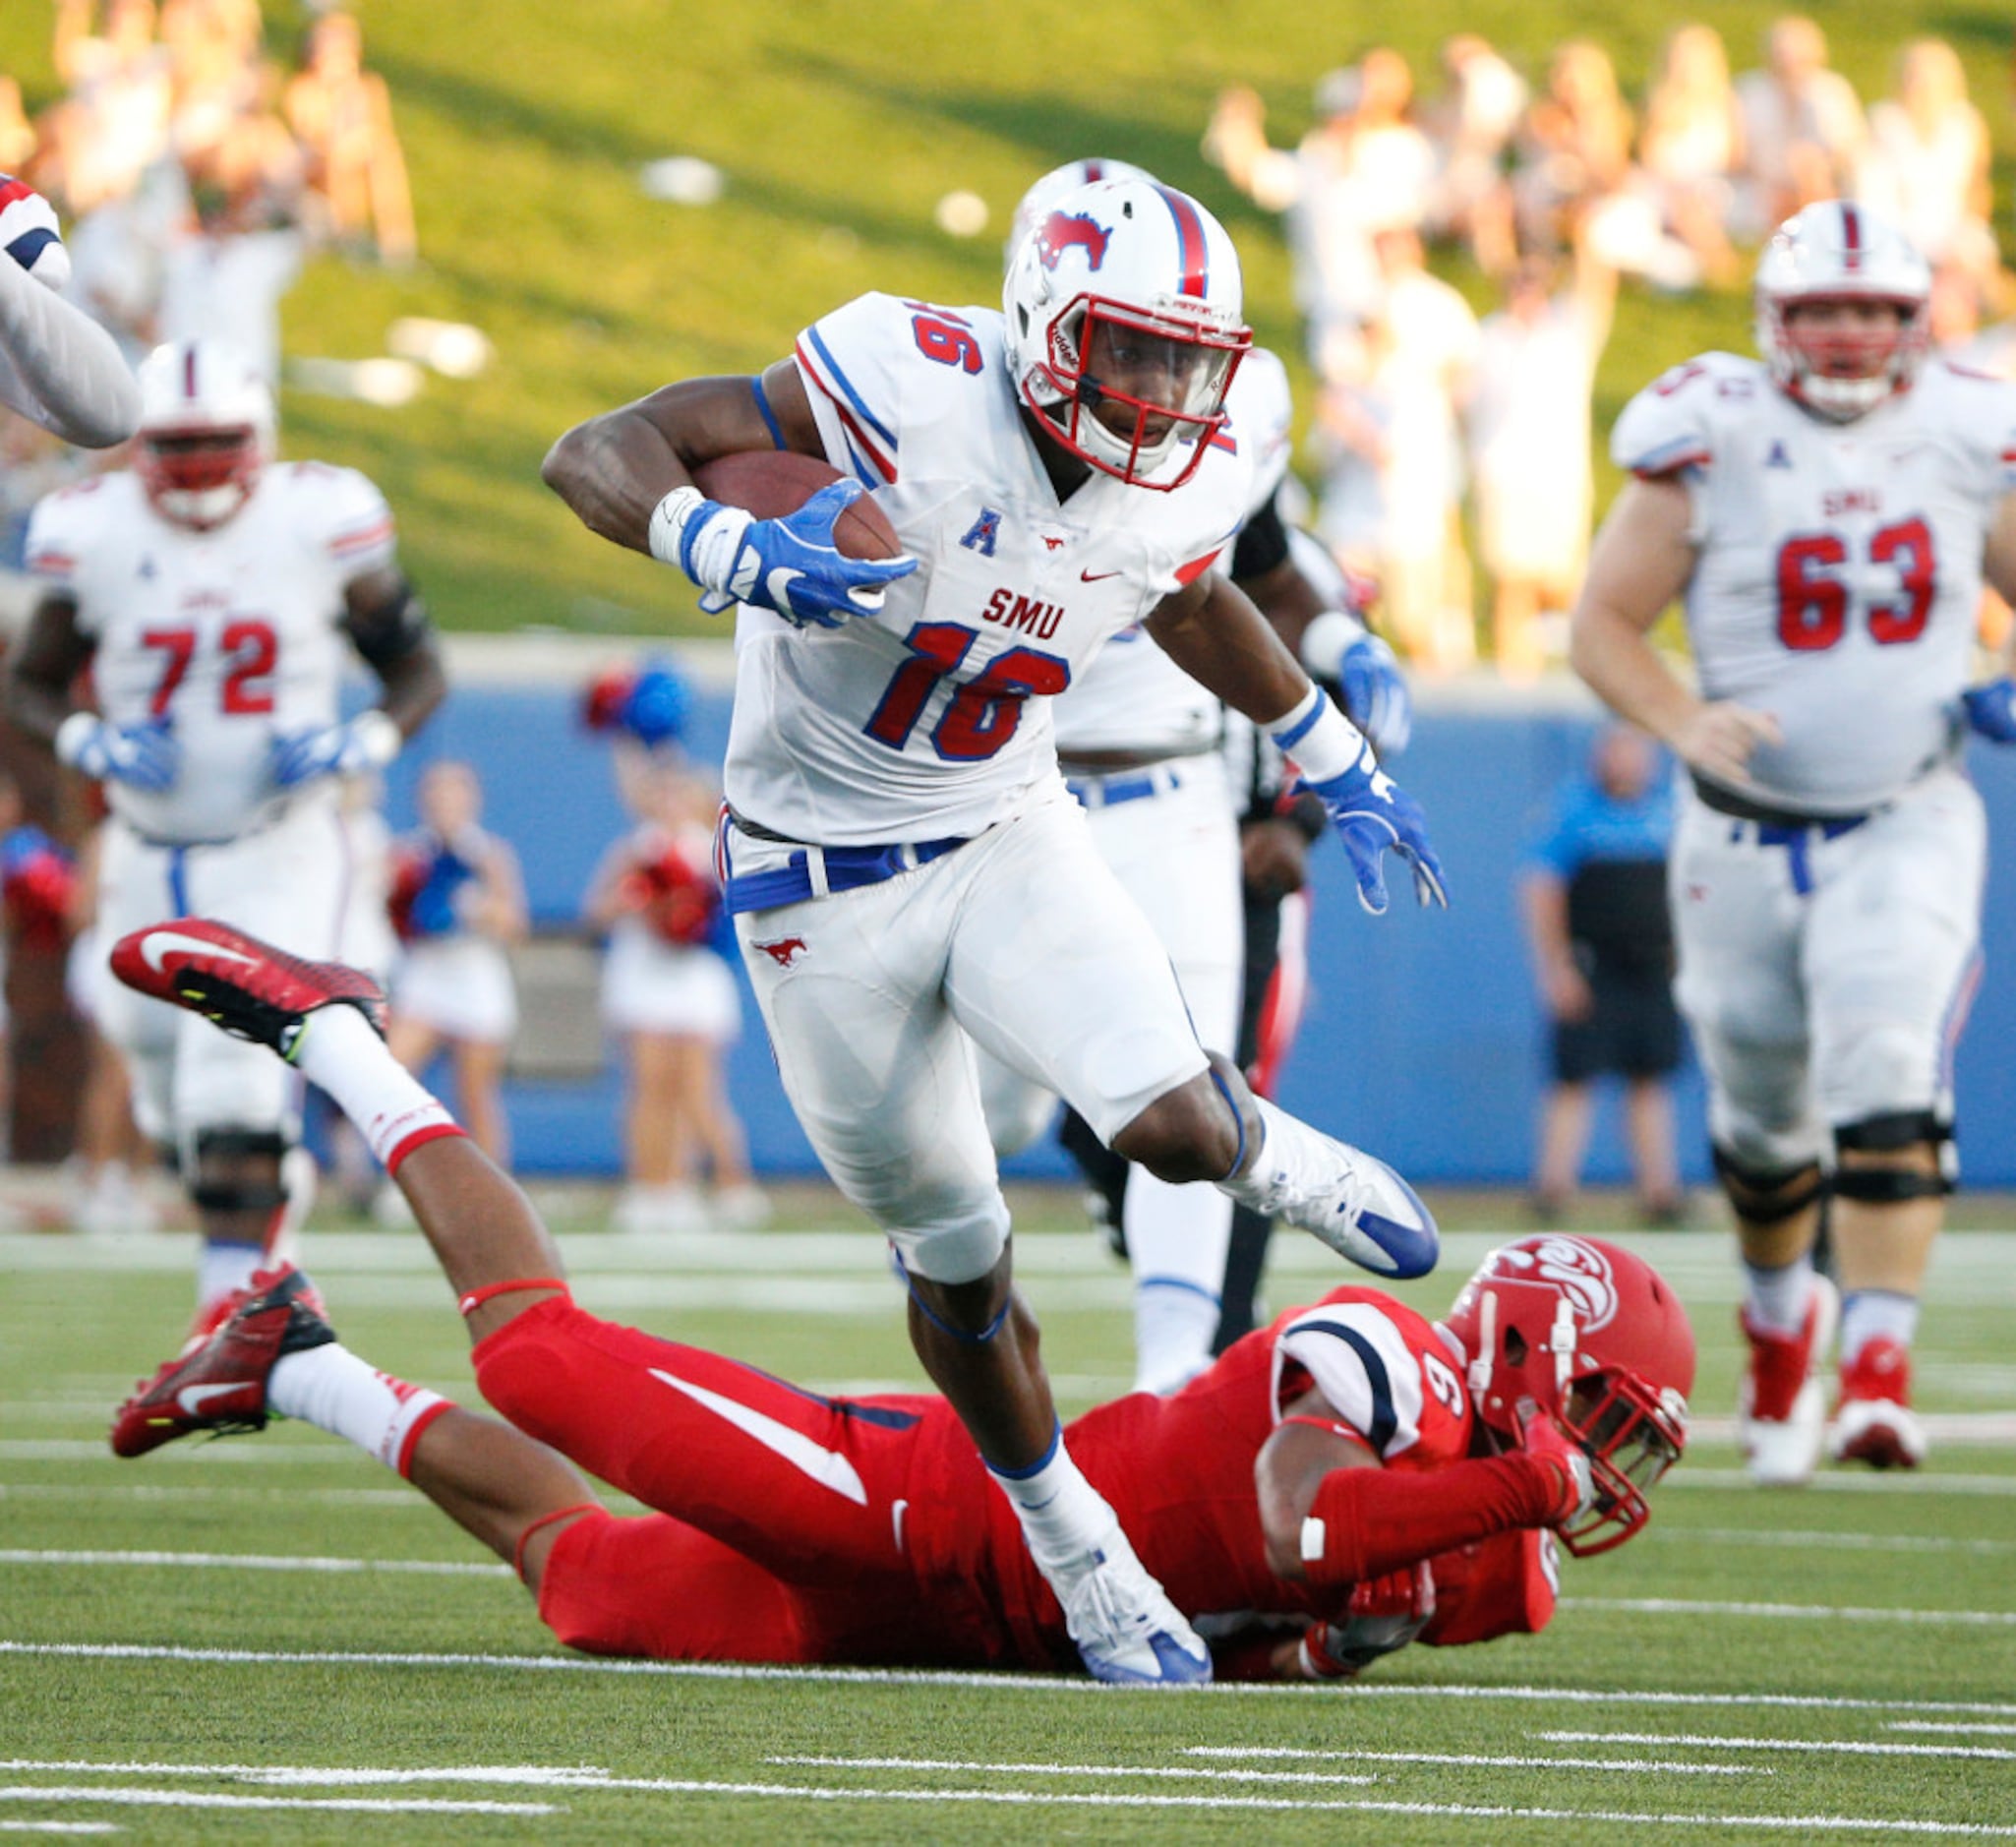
[2,1193,2012,1842]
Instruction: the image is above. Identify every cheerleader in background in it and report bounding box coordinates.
[581,661,765,1236]
[384,759,525,1164]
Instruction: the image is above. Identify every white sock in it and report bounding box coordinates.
[290,1005,462,1172]
[988,1428,1117,1568]
[269,1341,450,1475]
[196,1243,263,1319]
[1743,1254,1814,1338]
[1216,1098,1327,1214]
[1840,1289,1919,1364]
[1132,1281,1219,1397]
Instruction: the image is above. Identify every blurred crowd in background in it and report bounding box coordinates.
[1205,15,2016,677]
[0,0,411,565]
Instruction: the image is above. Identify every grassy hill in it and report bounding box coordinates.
[3,0,2010,636]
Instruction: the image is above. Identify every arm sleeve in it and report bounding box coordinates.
[792,292,908,487]
[0,253,140,448]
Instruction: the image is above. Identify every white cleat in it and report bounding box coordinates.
[1044,1525,1213,1687]
[1247,1138,1439,1279]
[1737,1276,1839,1487]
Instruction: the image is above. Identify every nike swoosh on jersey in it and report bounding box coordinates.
[647,1366,867,1505]
[1080,568,1121,582]
[177,1381,255,1414]
[142,931,259,975]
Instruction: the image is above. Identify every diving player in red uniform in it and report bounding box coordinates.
[105,919,1694,1681]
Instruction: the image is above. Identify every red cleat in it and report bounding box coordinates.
[109,919,385,1059]
[1737,1277,1838,1487]
[110,1264,335,1459]
[1831,1338,1927,1470]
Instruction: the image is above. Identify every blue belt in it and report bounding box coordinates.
[723,834,968,916]
[1746,814,1868,897]
[1066,763,1185,809]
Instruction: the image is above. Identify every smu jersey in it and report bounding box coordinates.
[1614,352,2016,812]
[27,462,395,843]
[1051,346,1296,758]
[726,291,1257,846]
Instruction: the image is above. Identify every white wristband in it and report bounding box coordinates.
[1269,686,1370,783]
[53,710,100,769]
[1299,608,1367,681]
[646,486,751,592]
[351,710,403,770]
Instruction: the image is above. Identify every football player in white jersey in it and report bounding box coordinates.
[979,158,1415,1396]
[544,176,1446,1687]
[6,339,445,1327]
[1570,201,2016,1483]
[0,175,139,448]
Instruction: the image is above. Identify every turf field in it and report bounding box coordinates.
[1,1192,2012,1842]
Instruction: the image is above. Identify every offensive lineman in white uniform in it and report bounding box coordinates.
[0,174,139,448]
[1571,202,2016,1482]
[545,177,1446,1686]
[7,340,445,1327]
[980,159,1414,1395]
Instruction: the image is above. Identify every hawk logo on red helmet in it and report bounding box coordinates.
[1036,211,1110,272]
[1504,1235,1619,1333]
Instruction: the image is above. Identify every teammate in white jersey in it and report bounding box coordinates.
[544,176,1447,1687]
[6,339,445,1327]
[1570,201,2016,1482]
[0,174,139,448]
[977,160,1414,1395]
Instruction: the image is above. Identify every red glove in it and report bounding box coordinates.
[1515,1400,1595,1529]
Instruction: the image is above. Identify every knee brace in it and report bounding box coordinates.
[1710,1144,1826,1223]
[1831,1111,1953,1202]
[188,1127,291,1215]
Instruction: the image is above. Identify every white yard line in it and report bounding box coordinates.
[1544,1733,2016,1761]
[1652,1527,2016,1556]
[1887,1723,2016,1736]
[0,1550,504,1578]
[0,1789,555,1816]
[7,1641,2016,1715]
[783,1751,1748,1779]
[1563,1598,2016,1627]
[1666,1470,2016,1496]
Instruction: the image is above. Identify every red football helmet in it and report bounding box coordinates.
[1753,200,1930,422]
[1003,176,1251,490]
[134,339,274,530]
[1441,1235,1695,1556]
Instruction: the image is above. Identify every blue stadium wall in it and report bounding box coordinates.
[383,679,2016,1188]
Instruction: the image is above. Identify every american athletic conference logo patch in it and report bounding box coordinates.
[1503,1236,1619,1332]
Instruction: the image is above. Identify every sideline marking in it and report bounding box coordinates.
[0,1789,554,1816]
[7,1641,2016,1714]
[1545,1733,2016,1761]
[784,1751,1749,1779]
[0,1551,505,1579]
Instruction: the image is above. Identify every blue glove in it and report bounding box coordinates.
[54,715,179,792]
[658,480,917,628]
[1338,634,1413,758]
[1962,677,2016,744]
[270,711,401,788]
[408,850,475,935]
[1304,741,1448,916]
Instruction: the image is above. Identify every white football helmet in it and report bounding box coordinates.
[1004,156,1156,266]
[1003,176,1251,490]
[1753,201,1930,422]
[135,339,275,529]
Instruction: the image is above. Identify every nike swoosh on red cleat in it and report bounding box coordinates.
[176,1381,255,1414]
[142,931,259,976]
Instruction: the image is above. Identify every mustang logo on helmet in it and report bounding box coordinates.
[1505,1234,1620,1333]
[1036,211,1111,273]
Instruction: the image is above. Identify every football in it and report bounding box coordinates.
[691,450,901,561]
